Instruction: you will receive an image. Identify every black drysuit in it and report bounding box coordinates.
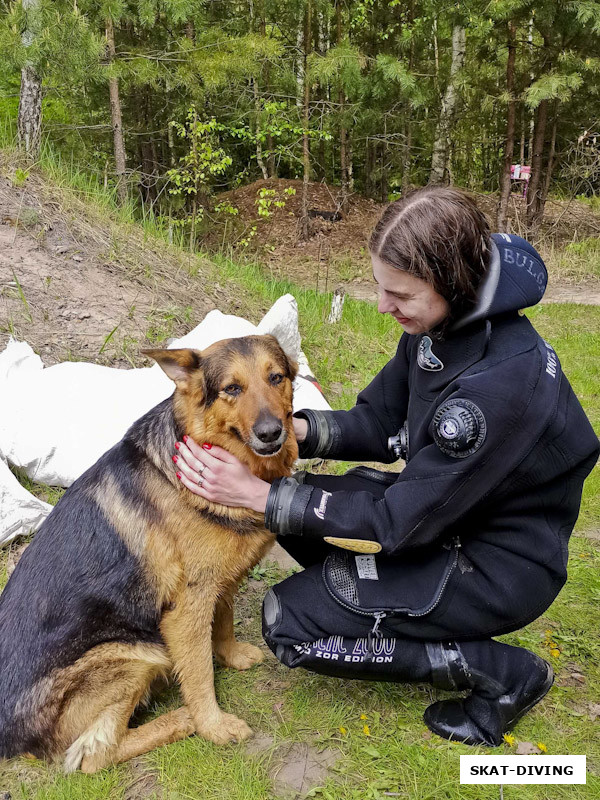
[262,234,599,679]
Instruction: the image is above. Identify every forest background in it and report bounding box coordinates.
[3,0,600,250]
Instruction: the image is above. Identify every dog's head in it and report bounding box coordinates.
[144,335,298,472]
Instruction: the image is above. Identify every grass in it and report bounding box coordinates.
[542,237,600,284]
[0,140,598,798]
[1,300,598,800]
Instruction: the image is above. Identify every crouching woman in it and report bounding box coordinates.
[175,187,599,746]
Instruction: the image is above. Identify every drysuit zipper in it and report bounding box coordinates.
[406,537,460,617]
[322,538,462,621]
[365,612,388,661]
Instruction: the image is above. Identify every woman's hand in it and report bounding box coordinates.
[174,436,271,514]
[293,416,308,443]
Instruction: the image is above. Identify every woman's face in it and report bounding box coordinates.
[371,253,450,335]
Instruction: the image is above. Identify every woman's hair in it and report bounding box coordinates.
[369,186,492,322]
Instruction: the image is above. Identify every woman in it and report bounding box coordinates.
[173,186,599,746]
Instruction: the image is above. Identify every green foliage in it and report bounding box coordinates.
[309,40,366,97]
[1,0,600,215]
[12,166,29,187]
[373,54,418,96]
[255,186,295,219]
[167,112,233,199]
[0,0,102,78]
[525,71,585,108]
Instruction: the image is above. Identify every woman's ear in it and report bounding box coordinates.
[142,348,203,391]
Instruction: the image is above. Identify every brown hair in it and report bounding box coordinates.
[369,186,491,324]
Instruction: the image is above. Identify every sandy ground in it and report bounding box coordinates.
[0,174,219,366]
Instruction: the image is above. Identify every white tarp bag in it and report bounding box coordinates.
[0,294,330,546]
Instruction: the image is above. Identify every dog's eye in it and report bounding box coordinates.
[224,384,242,397]
[269,373,284,385]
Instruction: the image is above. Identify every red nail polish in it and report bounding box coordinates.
[172,455,178,463]
[176,472,181,479]
[203,443,212,450]
[174,442,180,450]
[183,435,189,443]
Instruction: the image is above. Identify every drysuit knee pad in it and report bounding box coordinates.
[262,588,283,637]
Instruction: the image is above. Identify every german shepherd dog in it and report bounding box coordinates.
[0,335,298,773]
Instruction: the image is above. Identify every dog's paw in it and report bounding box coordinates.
[79,751,112,774]
[197,713,253,745]
[214,641,264,670]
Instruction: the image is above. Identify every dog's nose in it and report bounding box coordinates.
[253,414,283,443]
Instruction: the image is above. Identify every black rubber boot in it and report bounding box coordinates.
[423,640,554,746]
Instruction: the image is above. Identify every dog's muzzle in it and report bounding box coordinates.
[250,412,287,456]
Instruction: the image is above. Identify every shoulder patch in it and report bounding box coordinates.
[432,398,486,458]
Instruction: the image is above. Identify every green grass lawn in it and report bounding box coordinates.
[1,284,598,798]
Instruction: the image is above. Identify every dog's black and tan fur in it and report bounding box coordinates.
[0,335,298,773]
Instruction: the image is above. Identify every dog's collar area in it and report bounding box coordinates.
[194,503,265,534]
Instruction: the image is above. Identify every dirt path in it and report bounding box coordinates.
[340,280,600,306]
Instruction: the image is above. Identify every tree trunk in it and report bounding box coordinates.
[295,23,304,112]
[17,0,42,160]
[300,0,312,241]
[336,0,350,214]
[167,90,176,167]
[526,98,549,232]
[429,25,466,184]
[249,0,268,180]
[528,104,558,235]
[105,17,128,205]
[401,118,412,192]
[18,66,42,160]
[497,21,517,232]
[519,106,526,164]
[252,78,269,179]
[316,112,327,181]
[381,117,389,202]
[266,132,276,178]
[365,138,374,198]
[347,131,353,194]
[540,105,558,207]
[401,3,415,194]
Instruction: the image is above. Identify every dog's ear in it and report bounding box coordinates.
[262,334,299,382]
[285,355,299,382]
[142,348,203,389]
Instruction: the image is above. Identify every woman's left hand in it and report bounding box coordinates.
[173,436,271,514]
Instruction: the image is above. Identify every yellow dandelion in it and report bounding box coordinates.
[503,733,516,746]
[363,724,371,736]
[550,648,560,658]
[360,713,367,720]
[339,726,347,736]
[537,742,548,753]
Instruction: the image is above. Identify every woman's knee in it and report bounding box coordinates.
[261,568,322,651]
